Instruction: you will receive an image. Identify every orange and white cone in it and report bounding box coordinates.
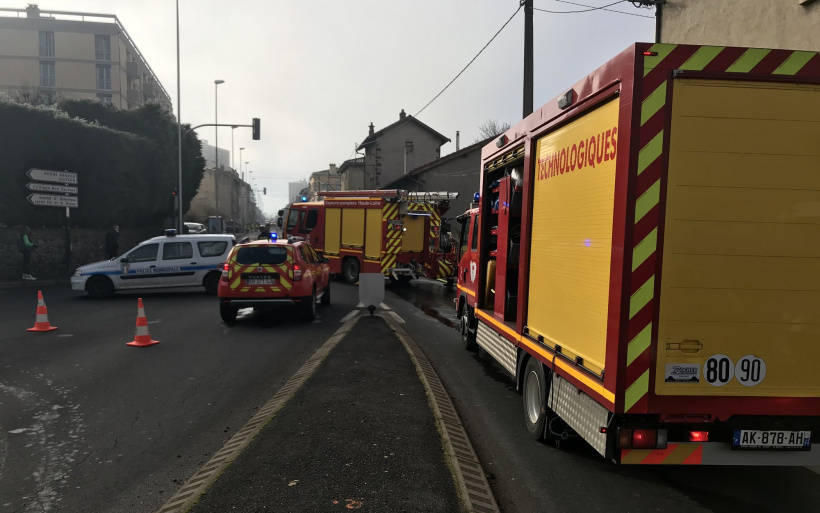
[27,290,58,332]
[126,298,159,347]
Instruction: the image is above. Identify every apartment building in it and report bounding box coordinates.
[0,4,171,109]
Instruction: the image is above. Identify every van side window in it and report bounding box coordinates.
[163,242,193,260]
[128,243,159,263]
[198,241,228,257]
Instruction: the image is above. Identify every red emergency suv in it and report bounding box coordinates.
[217,237,330,323]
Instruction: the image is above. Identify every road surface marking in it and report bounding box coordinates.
[340,310,360,323]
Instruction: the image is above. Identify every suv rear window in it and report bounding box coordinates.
[198,241,229,257]
[235,246,289,265]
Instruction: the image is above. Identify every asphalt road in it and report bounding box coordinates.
[388,279,820,513]
[0,282,358,513]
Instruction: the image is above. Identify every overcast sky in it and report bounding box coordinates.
[2,0,655,216]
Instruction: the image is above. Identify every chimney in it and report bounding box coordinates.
[456,131,460,151]
[26,4,41,17]
[368,122,375,135]
[399,109,406,120]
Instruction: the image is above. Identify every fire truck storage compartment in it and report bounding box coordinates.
[655,78,820,398]
[525,98,619,376]
[401,214,425,253]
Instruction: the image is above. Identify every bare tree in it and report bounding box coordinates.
[476,119,511,142]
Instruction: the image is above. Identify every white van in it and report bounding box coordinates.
[71,230,236,298]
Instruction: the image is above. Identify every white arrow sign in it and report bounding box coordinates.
[27,193,79,208]
[26,182,79,194]
[26,168,78,185]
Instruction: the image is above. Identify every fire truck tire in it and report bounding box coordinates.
[523,357,547,441]
[343,258,360,284]
[303,288,318,321]
[220,303,238,323]
[461,307,478,351]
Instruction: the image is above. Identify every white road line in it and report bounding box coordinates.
[386,311,405,324]
[379,302,390,310]
[808,466,820,474]
[56,334,73,338]
[340,310,360,323]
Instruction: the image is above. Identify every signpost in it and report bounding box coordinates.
[25,168,79,274]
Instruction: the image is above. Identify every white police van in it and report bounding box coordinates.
[71,230,236,298]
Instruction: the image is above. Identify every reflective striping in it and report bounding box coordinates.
[640,81,667,125]
[627,324,652,366]
[637,131,663,175]
[773,51,816,75]
[629,276,655,319]
[634,180,660,224]
[643,43,678,76]
[678,45,723,71]
[631,228,657,272]
[727,48,770,73]
[621,443,703,465]
[624,369,649,412]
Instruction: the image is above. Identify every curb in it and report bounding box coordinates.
[381,313,500,513]
[0,279,69,290]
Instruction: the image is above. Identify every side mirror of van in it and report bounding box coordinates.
[120,257,129,264]
[276,217,283,228]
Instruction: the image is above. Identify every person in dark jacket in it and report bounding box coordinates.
[105,225,119,259]
[18,226,37,280]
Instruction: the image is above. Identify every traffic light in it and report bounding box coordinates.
[252,118,261,140]
[263,187,267,195]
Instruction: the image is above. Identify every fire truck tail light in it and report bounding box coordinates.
[644,51,658,56]
[689,430,709,442]
[293,264,302,280]
[618,428,668,449]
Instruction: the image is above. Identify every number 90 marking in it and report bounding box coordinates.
[735,355,766,387]
[704,354,733,386]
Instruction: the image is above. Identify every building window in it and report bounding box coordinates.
[96,65,112,90]
[39,61,55,88]
[95,35,111,60]
[97,94,112,105]
[39,31,54,57]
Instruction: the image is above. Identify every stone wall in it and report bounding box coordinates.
[0,225,162,282]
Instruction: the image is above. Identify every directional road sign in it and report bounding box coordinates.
[26,182,79,195]
[27,193,79,208]
[26,168,78,185]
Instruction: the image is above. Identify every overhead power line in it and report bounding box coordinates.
[535,0,654,18]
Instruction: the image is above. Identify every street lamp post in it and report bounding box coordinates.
[239,147,245,179]
[214,79,225,218]
[231,125,238,170]
[176,0,182,233]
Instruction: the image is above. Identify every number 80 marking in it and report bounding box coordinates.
[703,354,766,387]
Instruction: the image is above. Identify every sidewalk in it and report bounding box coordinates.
[158,312,496,513]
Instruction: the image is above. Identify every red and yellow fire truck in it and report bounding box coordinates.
[283,189,458,284]
[455,42,820,465]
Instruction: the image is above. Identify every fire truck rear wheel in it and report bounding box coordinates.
[461,307,478,351]
[523,357,547,441]
[343,258,360,284]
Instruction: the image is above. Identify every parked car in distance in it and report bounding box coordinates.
[71,230,236,298]
[184,222,207,234]
[217,237,330,323]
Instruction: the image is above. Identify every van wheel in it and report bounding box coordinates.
[87,276,114,299]
[220,303,238,323]
[203,272,220,295]
[461,307,477,351]
[303,289,317,321]
[523,357,547,441]
[343,258,360,284]
[320,282,330,306]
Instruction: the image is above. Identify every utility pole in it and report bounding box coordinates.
[630,0,664,43]
[523,0,533,117]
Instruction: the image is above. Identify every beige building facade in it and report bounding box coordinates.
[661,0,819,51]
[0,4,170,109]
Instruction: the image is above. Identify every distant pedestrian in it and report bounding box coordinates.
[105,224,119,259]
[18,226,37,280]
[257,224,270,240]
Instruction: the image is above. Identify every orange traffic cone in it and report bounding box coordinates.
[27,290,58,332]
[126,298,159,347]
